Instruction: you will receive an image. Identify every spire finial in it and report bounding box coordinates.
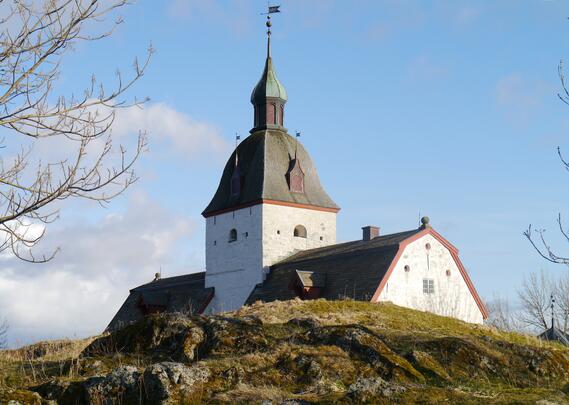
[263,4,280,58]
[267,16,271,57]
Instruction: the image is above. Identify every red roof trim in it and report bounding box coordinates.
[202,199,341,218]
[370,228,488,320]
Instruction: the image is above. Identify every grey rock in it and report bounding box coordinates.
[142,362,210,404]
[83,365,140,405]
[348,376,406,401]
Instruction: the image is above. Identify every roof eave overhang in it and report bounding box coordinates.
[202,198,341,218]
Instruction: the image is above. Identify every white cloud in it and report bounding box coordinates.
[407,54,448,81]
[113,102,229,160]
[496,74,551,123]
[0,192,199,346]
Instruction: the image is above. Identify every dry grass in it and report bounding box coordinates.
[0,337,95,363]
[238,299,560,350]
[1,299,569,404]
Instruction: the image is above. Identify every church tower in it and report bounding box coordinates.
[202,14,339,313]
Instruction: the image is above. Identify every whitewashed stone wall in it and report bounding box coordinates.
[261,204,337,269]
[204,205,264,313]
[205,203,337,313]
[376,233,484,324]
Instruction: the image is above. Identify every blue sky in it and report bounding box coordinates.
[1,0,568,346]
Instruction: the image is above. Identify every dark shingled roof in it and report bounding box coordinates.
[202,129,339,217]
[106,273,213,332]
[245,229,421,304]
[538,326,569,346]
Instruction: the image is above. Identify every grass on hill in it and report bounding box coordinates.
[0,299,568,404]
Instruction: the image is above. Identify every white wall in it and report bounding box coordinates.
[205,203,337,313]
[261,204,337,269]
[205,205,264,313]
[377,233,484,324]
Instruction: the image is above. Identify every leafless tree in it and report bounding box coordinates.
[0,318,7,349]
[517,270,553,332]
[524,62,569,266]
[485,294,523,332]
[0,0,151,262]
[553,271,569,332]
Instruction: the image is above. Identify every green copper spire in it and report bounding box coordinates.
[250,14,287,133]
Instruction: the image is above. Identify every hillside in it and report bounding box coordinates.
[1,299,569,404]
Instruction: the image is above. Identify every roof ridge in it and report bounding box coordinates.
[274,229,421,268]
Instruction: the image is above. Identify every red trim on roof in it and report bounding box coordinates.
[370,227,488,320]
[202,199,340,218]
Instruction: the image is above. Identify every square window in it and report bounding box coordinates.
[423,279,434,294]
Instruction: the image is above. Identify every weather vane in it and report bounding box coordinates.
[261,4,281,39]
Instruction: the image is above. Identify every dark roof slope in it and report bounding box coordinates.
[538,326,569,346]
[106,273,213,332]
[203,129,339,216]
[245,229,421,304]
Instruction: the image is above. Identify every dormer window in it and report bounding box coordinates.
[229,228,237,243]
[294,225,307,238]
[230,165,242,197]
[286,158,305,194]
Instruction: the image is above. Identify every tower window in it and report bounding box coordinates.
[229,229,238,243]
[294,225,307,238]
[423,279,434,294]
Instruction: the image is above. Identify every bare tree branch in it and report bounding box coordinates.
[0,0,151,261]
[517,270,552,331]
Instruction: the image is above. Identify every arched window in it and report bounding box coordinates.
[229,228,237,243]
[294,225,307,238]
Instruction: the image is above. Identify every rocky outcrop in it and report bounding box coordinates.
[82,314,205,363]
[142,362,210,404]
[4,300,569,404]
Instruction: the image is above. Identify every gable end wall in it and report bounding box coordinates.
[376,234,484,324]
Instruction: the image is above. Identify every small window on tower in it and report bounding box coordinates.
[229,229,238,243]
[294,225,307,238]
